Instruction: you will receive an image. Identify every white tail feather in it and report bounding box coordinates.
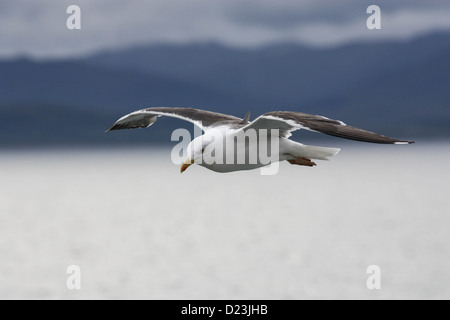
[301,145,341,160]
[282,139,340,160]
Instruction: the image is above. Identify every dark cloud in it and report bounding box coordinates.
[227,1,363,28]
[227,0,450,29]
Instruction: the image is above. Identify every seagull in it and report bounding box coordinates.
[106,107,414,173]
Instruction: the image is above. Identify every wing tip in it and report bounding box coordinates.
[394,140,415,145]
[104,123,123,132]
[105,113,158,133]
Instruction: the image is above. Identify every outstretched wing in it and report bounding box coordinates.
[106,107,242,132]
[239,111,414,144]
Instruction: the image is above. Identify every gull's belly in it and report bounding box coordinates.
[198,136,287,173]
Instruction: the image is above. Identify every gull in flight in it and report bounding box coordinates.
[106,107,414,173]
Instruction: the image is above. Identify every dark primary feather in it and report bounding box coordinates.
[263,111,414,144]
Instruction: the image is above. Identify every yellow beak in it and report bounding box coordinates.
[180,158,194,173]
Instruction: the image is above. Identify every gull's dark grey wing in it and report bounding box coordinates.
[240,111,414,144]
[106,107,242,132]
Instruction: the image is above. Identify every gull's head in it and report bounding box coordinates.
[180,136,208,173]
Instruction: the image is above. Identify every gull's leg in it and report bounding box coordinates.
[285,153,317,167]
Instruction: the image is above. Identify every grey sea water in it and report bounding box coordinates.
[0,143,449,299]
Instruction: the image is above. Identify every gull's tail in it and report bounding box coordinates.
[283,139,340,160]
[300,145,341,160]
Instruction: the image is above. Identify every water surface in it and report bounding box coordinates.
[0,144,449,299]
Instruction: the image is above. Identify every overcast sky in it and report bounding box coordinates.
[1,0,449,58]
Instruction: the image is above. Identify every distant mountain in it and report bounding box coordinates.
[0,32,449,147]
[0,59,251,110]
[0,59,258,146]
[86,33,450,112]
